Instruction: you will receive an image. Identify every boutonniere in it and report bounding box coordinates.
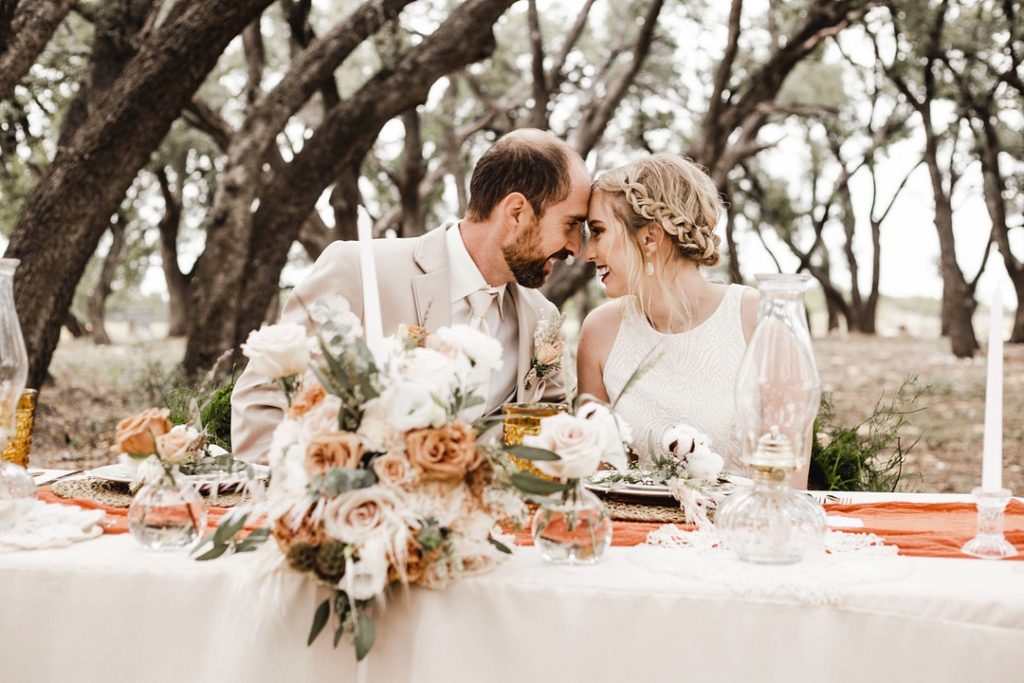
[524,313,565,392]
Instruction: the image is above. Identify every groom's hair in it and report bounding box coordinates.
[466,129,574,222]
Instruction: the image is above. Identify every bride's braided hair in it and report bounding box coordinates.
[595,154,723,267]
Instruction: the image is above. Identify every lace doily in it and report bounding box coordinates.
[635,525,908,606]
[0,499,105,552]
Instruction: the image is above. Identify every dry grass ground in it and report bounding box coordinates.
[26,333,1024,494]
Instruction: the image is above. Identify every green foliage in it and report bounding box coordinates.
[808,377,924,492]
[164,376,235,452]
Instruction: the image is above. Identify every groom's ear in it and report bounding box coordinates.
[500,192,535,228]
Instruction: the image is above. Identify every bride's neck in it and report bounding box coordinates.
[642,263,714,333]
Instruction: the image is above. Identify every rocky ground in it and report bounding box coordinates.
[26,334,1024,494]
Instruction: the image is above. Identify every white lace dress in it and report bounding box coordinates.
[603,285,748,470]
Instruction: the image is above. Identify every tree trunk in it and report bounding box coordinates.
[5,0,273,388]
[862,217,882,334]
[723,182,743,283]
[64,311,88,338]
[976,110,1024,342]
[0,0,76,102]
[87,219,128,346]
[397,109,427,237]
[922,116,978,357]
[182,0,515,376]
[181,0,416,376]
[156,168,189,337]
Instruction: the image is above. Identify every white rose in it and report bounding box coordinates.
[155,424,203,464]
[402,347,467,388]
[577,403,632,471]
[322,485,411,546]
[524,413,603,480]
[687,447,724,481]
[300,394,343,436]
[427,325,503,373]
[241,323,310,379]
[382,383,447,432]
[345,537,390,600]
[357,397,403,452]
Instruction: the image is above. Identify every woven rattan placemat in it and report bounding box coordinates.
[606,499,690,523]
[51,477,247,509]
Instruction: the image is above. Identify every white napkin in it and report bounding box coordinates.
[826,515,864,529]
[0,499,105,552]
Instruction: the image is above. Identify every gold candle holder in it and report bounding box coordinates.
[501,402,569,477]
[2,389,37,467]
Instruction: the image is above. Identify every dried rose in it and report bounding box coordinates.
[288,379,326,419]
[534,339,564,367]
[305,431,363,475]
[405,422,481,482]
[113,408,173,457]
[322,485,412,546]
[155,425,204,464]
[372,451,413,488]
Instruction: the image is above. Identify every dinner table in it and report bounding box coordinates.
[2,476,1023,683]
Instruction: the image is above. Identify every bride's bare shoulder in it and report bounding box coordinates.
[579,299,626,352]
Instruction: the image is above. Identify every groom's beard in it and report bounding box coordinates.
[504,246,571,288]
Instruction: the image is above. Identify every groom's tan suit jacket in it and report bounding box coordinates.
[231,224,567,463]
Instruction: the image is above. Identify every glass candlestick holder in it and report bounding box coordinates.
[960,487,1018,560]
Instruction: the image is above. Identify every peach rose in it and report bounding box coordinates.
[272,507,325,553]
[305,431,363,475]
[155,425,204,464]
[534,339,564,367]
[113,408,173,457]
[322,485,411,545]
[288,380,326,419]
[372,451,413,488]
[405,422,482,482]
[387,536,441,585]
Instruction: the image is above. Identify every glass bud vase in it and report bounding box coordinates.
[718,273,825,564]
[0,258,34,527]
[128,464,207,550]
[531,481,612,564]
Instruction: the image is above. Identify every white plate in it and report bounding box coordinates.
[86,463,269,491]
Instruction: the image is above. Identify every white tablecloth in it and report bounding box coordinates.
[1,532,1023,682]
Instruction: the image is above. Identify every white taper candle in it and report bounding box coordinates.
[981,288,1003,492]
[357,218,384,359]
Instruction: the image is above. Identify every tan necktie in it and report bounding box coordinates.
[467,288,498,336]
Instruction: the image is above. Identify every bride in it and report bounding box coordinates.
[576,154,763,478]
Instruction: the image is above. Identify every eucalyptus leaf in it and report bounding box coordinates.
[486,535,512,554]
[507,444,561,461]
[509,472,573,495]
[308,598,331,647]
[354,612,376,661]
[194,542,230,561]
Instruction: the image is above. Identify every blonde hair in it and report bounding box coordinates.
[593,154,724,330]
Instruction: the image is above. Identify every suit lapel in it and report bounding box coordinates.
[511,286,539,402]
[412,225,452,332]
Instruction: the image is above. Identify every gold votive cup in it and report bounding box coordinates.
[2,389,38,467]
[501,402,569,477]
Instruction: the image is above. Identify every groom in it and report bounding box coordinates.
[231,128,590,462]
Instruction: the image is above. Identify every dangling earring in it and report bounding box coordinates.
[646,261,655,277]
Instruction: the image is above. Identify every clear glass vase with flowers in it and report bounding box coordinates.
[111,408,209,550]
[508,403,631,564]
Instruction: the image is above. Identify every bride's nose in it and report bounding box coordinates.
[582,235,597,262]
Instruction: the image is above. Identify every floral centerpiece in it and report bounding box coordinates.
[590,422,730,526]
[198,296,534,660]
[506,402,631,563]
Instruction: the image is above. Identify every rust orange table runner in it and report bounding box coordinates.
[37,485,263,535]
[41,485,1024,560]
[512,499,1024,560]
